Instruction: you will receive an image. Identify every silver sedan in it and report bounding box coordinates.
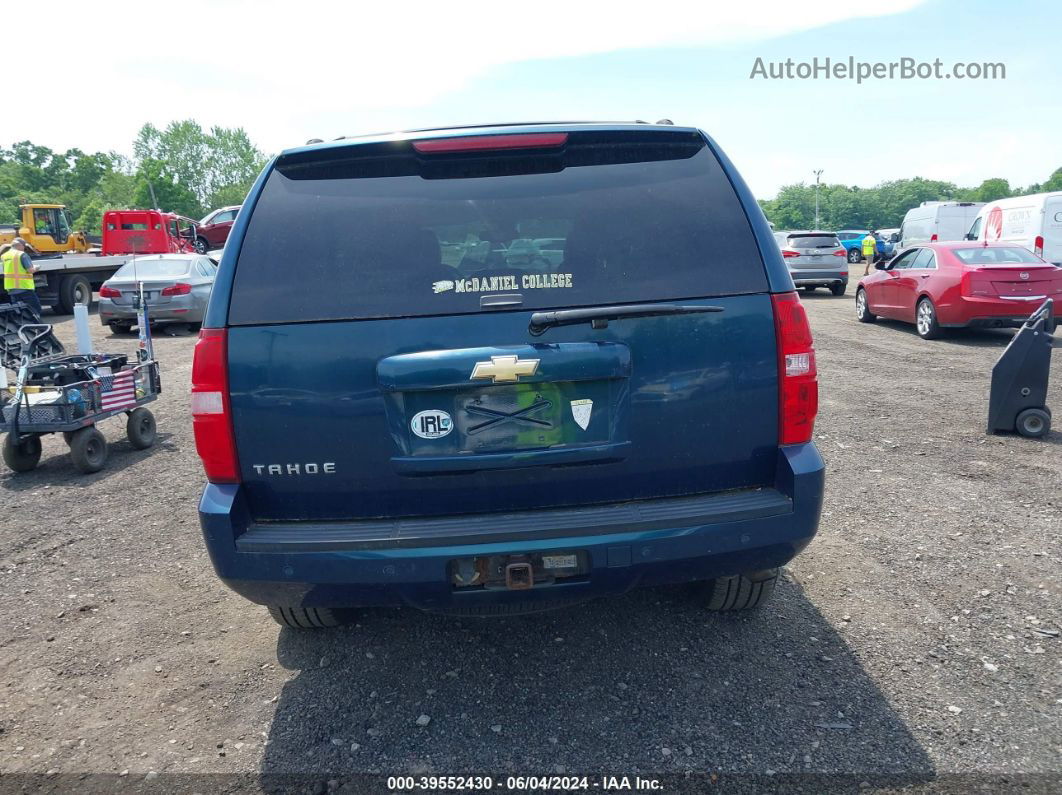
[98,254,217,333]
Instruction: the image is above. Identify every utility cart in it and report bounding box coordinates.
[0,302,160,473]
[987,297,1054,439]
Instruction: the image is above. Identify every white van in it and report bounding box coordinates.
[897,201,985,249]
[965,192,1062,265]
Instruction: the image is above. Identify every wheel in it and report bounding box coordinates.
[57,274,93,314]
[830,281,847,296]
[2,434,42,472]
[915,297,942,339]
[1015,408,1051,438]
[62,431,74,445]
[701,569,778,611]
[856,288,877,323]
[194,237,209,254]
[267,606,351,629]
[108,321,134,335]
[68,426,108,473]
[847,248,862,264]
[126,408,156,449]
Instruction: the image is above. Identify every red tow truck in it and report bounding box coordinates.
[101,210,198,256]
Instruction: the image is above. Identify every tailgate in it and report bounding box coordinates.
[228,296,778,521]
[222,128,778,522]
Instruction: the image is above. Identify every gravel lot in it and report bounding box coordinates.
[0,293,1059,793]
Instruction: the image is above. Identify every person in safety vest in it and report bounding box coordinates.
[861,231,878,276]
[2,238,42,319]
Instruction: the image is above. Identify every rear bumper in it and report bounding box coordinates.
[98,297,201,324]
[197,444,824,612]
[788,269,848,286]
[940,296,1059,328]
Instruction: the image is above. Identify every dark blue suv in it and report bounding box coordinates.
[192,123,824,627]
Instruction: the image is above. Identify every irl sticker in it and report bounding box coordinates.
[411,409,453,439]
[570,399,592,430]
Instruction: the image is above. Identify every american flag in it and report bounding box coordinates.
[100,370,137,412]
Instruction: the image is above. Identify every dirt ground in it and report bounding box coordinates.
[0,293,1059,793]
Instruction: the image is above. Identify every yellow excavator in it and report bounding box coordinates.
[0,203,92,255]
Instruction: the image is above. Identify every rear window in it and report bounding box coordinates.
[114,258,191,278]
[952,247,1044,265]
[787,235,840,249]
[227,131,767,325]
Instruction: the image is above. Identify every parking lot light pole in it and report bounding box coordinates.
[813,169,823,229]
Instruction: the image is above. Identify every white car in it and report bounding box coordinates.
[965,192,1062,265]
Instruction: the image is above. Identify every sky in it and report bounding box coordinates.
[5,0,1060,198]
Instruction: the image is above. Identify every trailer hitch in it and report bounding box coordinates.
[504,557,534,590]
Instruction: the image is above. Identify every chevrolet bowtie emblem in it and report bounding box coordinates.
[470,355,540,384]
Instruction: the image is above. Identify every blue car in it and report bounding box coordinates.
[192,122,825,627]
[837,229,894,264]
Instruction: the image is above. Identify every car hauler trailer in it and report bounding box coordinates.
[29,254,137,314]
[2,209,200,315]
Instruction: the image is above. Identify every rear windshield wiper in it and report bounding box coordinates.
[528,303,723,336]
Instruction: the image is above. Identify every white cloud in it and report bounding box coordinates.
[12,0,925,155]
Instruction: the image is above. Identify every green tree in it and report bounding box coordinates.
[133,120,266,211]
[1040,168,1062,193]
[132,158,201,218]
[971,178,1012,202]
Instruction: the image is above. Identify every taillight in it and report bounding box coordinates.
[772,292,818,445]
[191,329,240,483]
[1034,236,1044,258]
[99,285,121,298]
[161,282,192,296]
[782,249,801,258]
[412,133,568,154]
[832,249,847,257]
[930,234,938,242]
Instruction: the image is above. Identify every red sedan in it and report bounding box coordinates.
[855,242,1061,339]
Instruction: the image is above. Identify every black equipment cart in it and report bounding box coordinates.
[0,302,160,473]
[986,298,1054,439]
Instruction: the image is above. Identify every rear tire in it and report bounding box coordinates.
[69,426,108,473]
[57,274,93,314]
[126,408,156,449]
[830,281,847,296]
[3,434,42,472]
[267,605,350,629]
[702,569,779,611]
[194,237,209,254]
[856,288,877,323]
[108,321,134,335]
[1015,407,1051,438]
[847,248,862,264]
[916,297,942,340]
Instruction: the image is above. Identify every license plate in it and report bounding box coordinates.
[542,554,578,570]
